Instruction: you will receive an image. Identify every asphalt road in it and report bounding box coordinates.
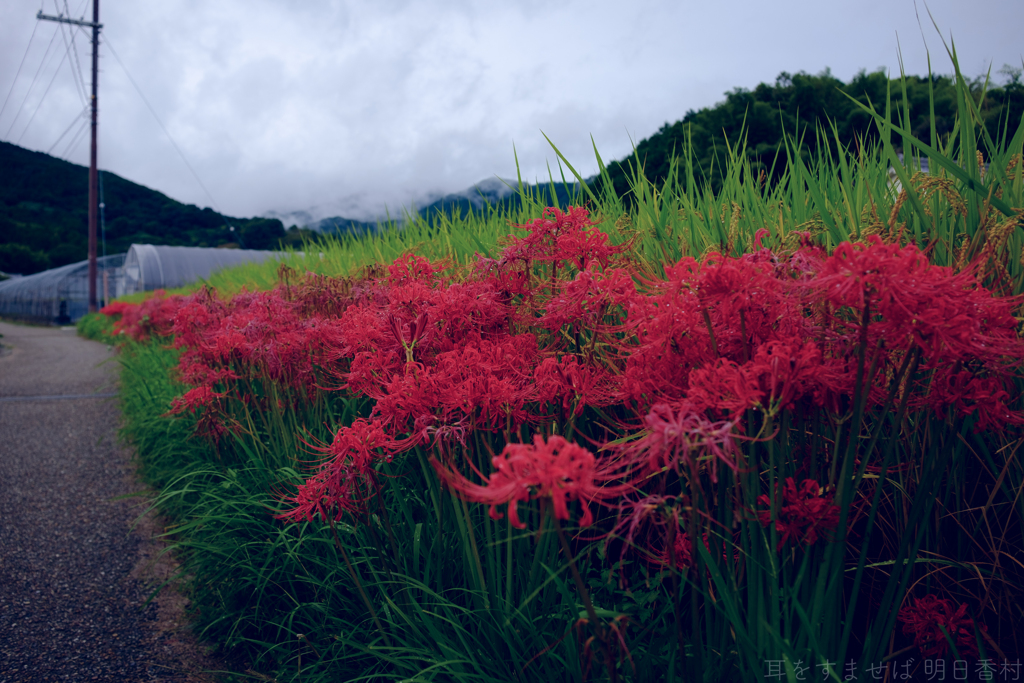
[0,321,219,683]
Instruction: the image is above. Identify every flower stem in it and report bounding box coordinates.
[552,512,599,625]
[551,506,617,683]
[702,309,718,357]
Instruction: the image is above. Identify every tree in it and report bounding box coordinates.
[0,243,51,275]
[239,218,286,250]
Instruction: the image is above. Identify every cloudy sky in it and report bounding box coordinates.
[2,0,1022,224]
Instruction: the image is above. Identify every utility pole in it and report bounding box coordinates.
[38,1,101,313]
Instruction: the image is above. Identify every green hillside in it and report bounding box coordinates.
[0,141,305,275]
[596,67,1024,200]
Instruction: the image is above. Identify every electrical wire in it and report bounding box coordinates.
[0,17,42,124]
[47,105,88,154]
[104,35,227,217]
[59,116,88,160]
[16,38,73,145]
[4,22,62,140]
[57,0,89,108]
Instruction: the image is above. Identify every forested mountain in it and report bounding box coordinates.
[0,141,305,275]
[595,67,1024,200]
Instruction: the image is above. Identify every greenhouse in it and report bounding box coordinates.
[0,245,284,325]
[0,254,126,324]
[121,244,281,295]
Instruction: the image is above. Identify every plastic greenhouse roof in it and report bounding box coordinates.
[122,244,282,294]
[0,253,125,324]
[0,245,285,324]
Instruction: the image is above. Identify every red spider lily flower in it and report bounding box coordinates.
[747,339,824,415]
[167,287,349,402]
[661,528,695,570]
[605,497,740,573]
[617,400,739,483]
[617,261,712,405]
[165,385,227,416]
[427,278,514,340]
[432,434,630,529]
[696,252,771,310]
[99,300,134,318]
[812,236,923,310]
[897,594,987,658]
[551,218,625,271]
[387,253,446,284]
[810,236,1024,368]
[169,289,221,344]
[694,252,809,363]
[608,495,682,566]
[363,333,539,437]
[276,418,400,524]
[751,227,771,252]
[103,290,185,341]
[804,237,1024,426]
[927,369,1024,433]
[656,530,741,571]
[686,359,763,418]
[784,241,827,281]
[539,265,637,333]
[756,478,839,551]
[534,354,618,418]
[502,206,628,275]
[388,311,430,363]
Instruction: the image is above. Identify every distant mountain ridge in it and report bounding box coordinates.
[0,140,299,275]
[308,175,588,235]
[308,177,520,233]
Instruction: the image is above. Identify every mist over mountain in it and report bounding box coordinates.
[295,175,586,236]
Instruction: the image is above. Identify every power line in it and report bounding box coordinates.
[16,37,73,145]
[57,0,89,108]
[0,18,41,124]
[14,1,94,145]
[47,105,88,154]
[66,0,95,90]
[59,116,88,160]
[104,36,226,216]
[4,22,62,139]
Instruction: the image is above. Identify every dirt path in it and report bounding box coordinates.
[0,321,225,683]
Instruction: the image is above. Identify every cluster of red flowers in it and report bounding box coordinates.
[276,418,401,524]
[102,207,1024,539]
[897,593,987,657]
[101,290,182,341]
[756,478,840,551]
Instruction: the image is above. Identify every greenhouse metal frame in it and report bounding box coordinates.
[0,254,126,324]
[0,244,284,325]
